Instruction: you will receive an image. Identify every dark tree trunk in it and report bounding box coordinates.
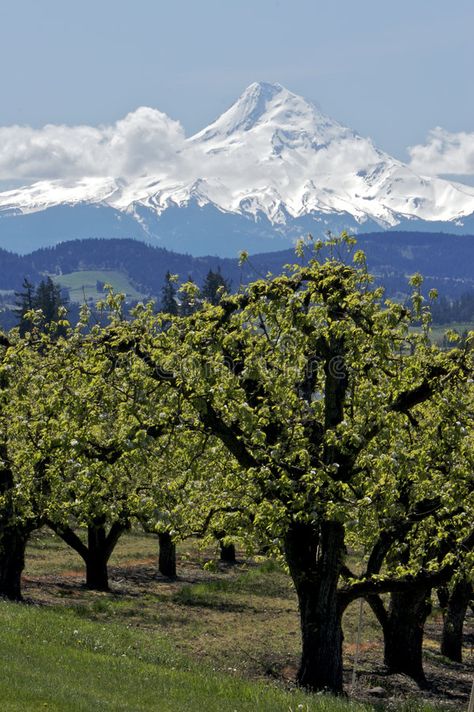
[85,519,127,591]
[383,586,431,686]
[0,525,31,601]
[366,593,389,630]
[48,518,126,592]
[437,584,449,610]
[219,541,236,564]
[0,457,34,602]
[284,520,345,694]
[158,532,176,578]
[86,523,110,591]
[441,578,472,663]
[214,530,236,564]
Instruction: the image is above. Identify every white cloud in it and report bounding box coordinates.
[0,107,186,181]
[409,127,474,177]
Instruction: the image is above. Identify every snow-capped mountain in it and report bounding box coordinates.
[1,81,474,255]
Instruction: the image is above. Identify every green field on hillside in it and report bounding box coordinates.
[54,270,145,302]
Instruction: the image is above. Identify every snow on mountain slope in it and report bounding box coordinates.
[1,81,474,250]
[0,177,119,215]
[183,81,474,225]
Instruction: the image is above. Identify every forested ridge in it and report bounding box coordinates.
[0,231,473,299]
[0,235,472,701]
[1,231,474,339]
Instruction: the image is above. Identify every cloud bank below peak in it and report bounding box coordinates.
[408,127,474,179]
[0,107,186,182]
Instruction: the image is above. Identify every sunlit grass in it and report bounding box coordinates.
[54,270,144,302]
[0,602,378,712]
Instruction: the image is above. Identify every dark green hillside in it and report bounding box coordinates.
[0,233,473,325]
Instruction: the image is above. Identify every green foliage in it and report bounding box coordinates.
[0,233,472,694]
[179,277,200,316]
[125,239,472,572]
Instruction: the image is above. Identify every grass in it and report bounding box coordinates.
[172,559,290,607]
[0,602,376,712]
[24,529,304,679]
[10,528,471,711]
[53,270,145,302]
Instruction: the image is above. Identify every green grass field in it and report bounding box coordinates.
[0,529,468,711]
[54,271,145,302]
[0,603,377,712]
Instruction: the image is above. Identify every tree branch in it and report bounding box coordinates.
[46,522,88,561]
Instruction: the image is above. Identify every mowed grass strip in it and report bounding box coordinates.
[0,602,376,712]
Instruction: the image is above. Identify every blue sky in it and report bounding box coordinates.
[0,0,473,165]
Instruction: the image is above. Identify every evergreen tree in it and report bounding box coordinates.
[15,277,68,336]
[201,268,230,305]
[14,278,35,335]
[34,277,67,325]
[160,271,179,315]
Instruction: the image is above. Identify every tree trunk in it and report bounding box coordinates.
[219,540,236,564]
[441,578,472,663]
[158,532,176,578]
[284,520,345,694]
[0,525,30,601]
[86,522,110,591]
[48,519,127,592]
[0,457,32,601]
[437,584,449,610]
[214,529,237,564]
[383,586,431,686]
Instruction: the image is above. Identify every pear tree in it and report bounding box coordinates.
[112,236,472,693]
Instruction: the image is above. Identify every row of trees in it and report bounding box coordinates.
[12,269,230,336]
[161,267,231,314]
[430,291,474,325]
[0,235,472,695]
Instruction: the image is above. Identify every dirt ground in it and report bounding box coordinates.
[22,529,474,710]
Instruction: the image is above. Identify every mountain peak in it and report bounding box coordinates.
[193,81,288,140]
[191,82,306,138]
[224,80,287,132]
[190,81,346,145]
[2,82,474,253]
[243,80,285,100]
